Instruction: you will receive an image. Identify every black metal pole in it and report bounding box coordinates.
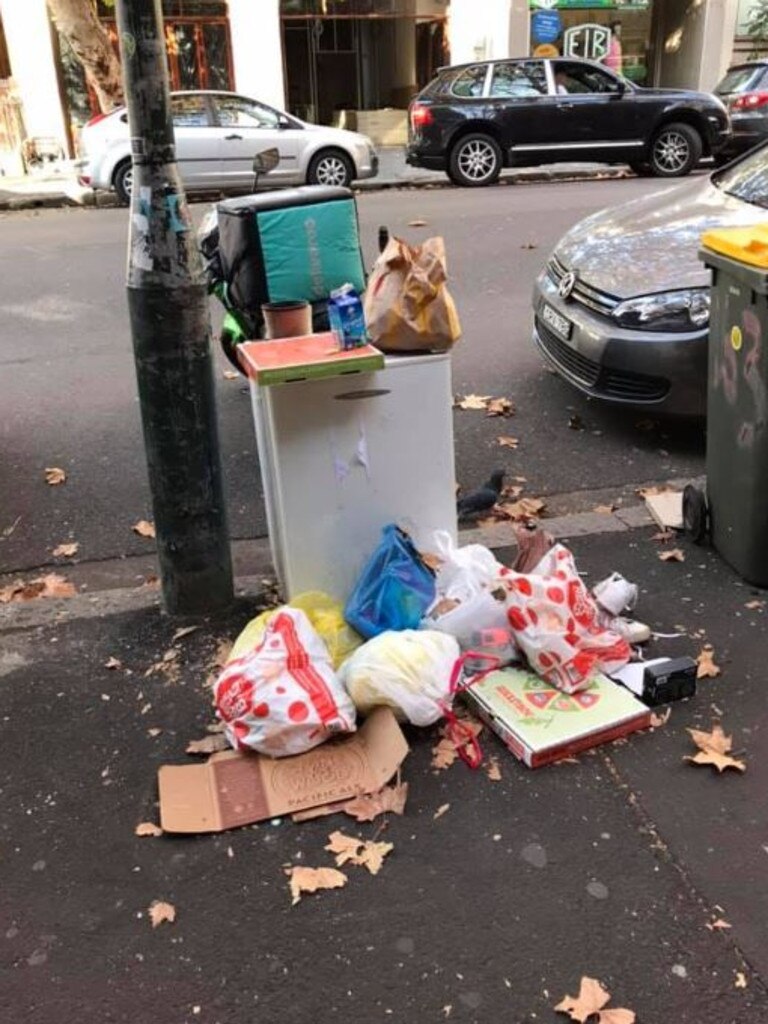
[115,0,233,615]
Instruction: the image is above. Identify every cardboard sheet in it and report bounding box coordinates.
[158,707,408,833]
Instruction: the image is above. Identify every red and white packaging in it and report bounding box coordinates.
[214,608,356,758]
[499,545,631,694]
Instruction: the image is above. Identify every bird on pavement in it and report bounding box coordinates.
[456,470,505,519]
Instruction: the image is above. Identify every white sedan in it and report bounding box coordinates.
[76,90,379,203]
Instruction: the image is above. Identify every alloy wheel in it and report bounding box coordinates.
[314,155,349,186]
[652,130,690,174]
[457,139,497,183]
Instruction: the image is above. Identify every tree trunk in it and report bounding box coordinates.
[47,0,124,112]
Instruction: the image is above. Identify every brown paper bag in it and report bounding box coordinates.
[363,236,461,352]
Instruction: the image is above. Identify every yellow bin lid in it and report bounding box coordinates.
[701,223,768,268]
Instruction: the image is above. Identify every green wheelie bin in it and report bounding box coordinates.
[696,225,768,586]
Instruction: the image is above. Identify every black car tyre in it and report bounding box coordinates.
[649,123,702,177]
[448,133,502,187]
[307,149,354,188]
[113,159,133,205]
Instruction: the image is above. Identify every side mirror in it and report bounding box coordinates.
[252,148,280,176]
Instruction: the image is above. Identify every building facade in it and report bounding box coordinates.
[0,0,744,174]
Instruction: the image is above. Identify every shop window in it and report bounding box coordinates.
[490,61,547,98]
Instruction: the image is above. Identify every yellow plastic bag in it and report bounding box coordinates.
[363,236,461,353]
[229,592,362,670]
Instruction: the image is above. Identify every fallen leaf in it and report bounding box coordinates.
[651,529,676,542]
[135,822,163,837]
[172,625,200,642]
[486,397,515,418]
[705,918,732,931]
[685,724,745,773]
[1,516,21,539]
[455,393,491,411]
[735,972,748,989]
[342,781,409,822]
[286,866,347,905]
[408,218,428,227]
[745,599,766,610]
[325,831,364,867]
[594,504,617,514]
[597,1011,636,1024]
[52,541,79,558]
[486,757,502,781]
[147,727,162,738]
[433,803,450,820]
[148,900,176,927]
[658,548,685,563]
[132,519,156,539]
[650,708,671,728]
[105,656,122,670]
[496,497,546,521]
[325,831,394,875]
[497,435,519,449]
[431,717,483,770]
[637,485,669,499]
[568,414,584,431]
[555,976,611,1022]
[500,484,524,500]
[186,734,229,755]
[205,721,226,734]
[696,645,721,679]
[0,573,76,603]
[222,370,239,380]
[44,467,66,486]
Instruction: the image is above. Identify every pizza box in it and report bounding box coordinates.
[465,667,651,769]
[238,333,384,386]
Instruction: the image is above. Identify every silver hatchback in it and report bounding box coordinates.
[532,145,768,416]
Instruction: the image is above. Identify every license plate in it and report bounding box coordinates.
[542,303,572,341]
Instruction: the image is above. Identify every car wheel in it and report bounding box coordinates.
[308,149,354,188]
[649,123,702,177]
[448,133,502,187]
[113,159,133,205]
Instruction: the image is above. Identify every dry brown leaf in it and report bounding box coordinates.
[705,918,732,931]
[651,529,676,543]
[685,724,745,773]
[594,504,617,515]
[486,397,515,418]
[735,972,748,989]
[52,542,79,558]
[658,548,685,563]
[325,831,393,875]
[650,708,671,729]
[497,435,519,449]
[172,625,200,642]
[455,394,491,410]
[0,573,76,604]
[555,976,611,1022]
[500,484,524,501]
[135,822,163,838]
[132,519,156,539]
[205,721,226,734]
[342,781,408,822]
[147,727,162,738]
[486,757,502,781]
[696,645,721,679]
[186,734,229,755]
[287,866,347,905]
[496,497,546,522]
[44,467,66,486]
[105,656,122,670]
[148,900,176,927]
[408,218,428,227]
[597,1011,636,1024]
[431,737,458,770]
[325,831,363,866]
[356,840,393,875]
[745,599,766,610]
[637,485,669,499]
[222,370,239,380]
[433,803,450,820]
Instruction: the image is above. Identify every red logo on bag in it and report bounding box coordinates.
[217,675,254,722]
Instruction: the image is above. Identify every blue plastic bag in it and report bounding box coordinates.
[345,525,436,639]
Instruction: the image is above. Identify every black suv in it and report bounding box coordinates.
[407,57,731,186]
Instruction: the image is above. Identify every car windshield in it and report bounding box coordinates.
[714,144,768,208]
[716,65,766,95]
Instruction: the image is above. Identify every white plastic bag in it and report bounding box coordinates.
[214,608,356,757]
[427,530,503,603]
[339,629,460,726]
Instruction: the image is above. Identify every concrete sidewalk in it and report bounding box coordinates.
[2,511,768,1023]
[0,148,628,211]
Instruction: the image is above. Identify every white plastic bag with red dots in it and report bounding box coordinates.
[499,545,631,694]
[214,607,356,757]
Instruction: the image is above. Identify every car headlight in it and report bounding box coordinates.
[611,289,710,332]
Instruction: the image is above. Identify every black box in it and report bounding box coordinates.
[643,657,697,706]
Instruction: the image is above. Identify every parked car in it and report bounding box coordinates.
[531,143,768,417]
[407,57,730,186]
[76,90,379,204]
[714,61,768,161]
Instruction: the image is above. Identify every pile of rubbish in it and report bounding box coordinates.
[158,523,700,832]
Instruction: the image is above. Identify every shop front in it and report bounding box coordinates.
[529,0,653,85]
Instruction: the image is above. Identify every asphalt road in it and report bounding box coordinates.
[0,178,706,577]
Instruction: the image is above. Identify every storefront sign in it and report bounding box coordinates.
[564,22,610,60]
[531,10,562,44]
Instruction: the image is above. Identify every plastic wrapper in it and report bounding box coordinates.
[499,545,631,694]
[214,608,356,757]
[339,629,460,726]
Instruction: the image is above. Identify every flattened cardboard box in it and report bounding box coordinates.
[158,707,408,833]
